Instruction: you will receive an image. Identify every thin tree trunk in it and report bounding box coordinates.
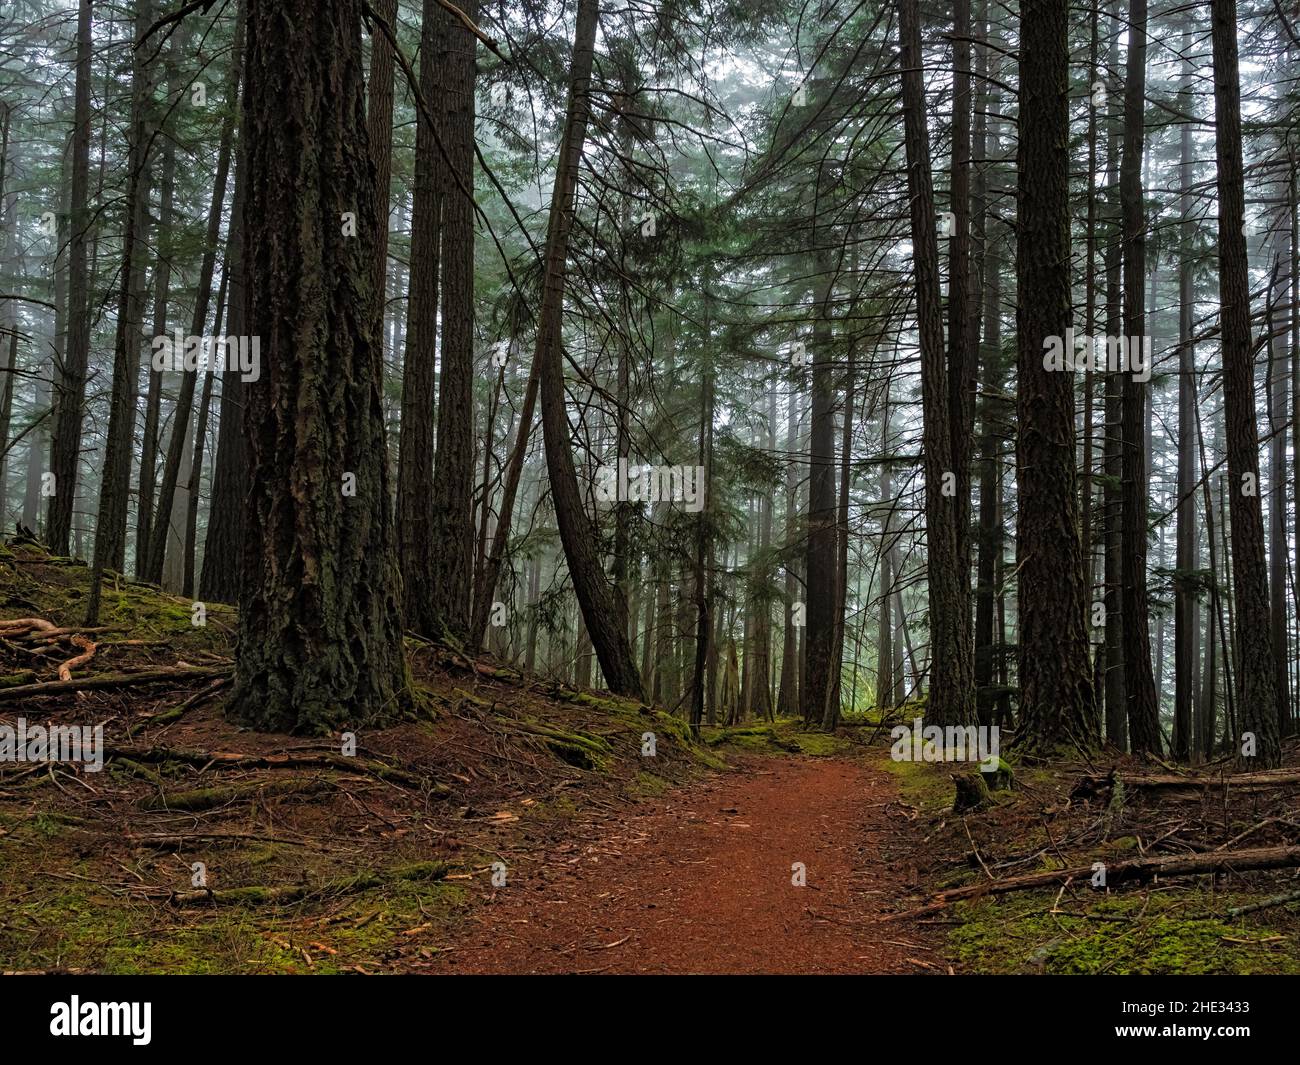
[45,0,94,557]
[1119,0,1161,754]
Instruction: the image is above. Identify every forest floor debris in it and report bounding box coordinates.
[5,540,1300,974]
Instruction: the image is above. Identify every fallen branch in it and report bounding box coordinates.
[0,664,229,702]
[0,617,58,637]
[1226,888,1300,918]
[880,844,1300,921]
[139,677,229,726]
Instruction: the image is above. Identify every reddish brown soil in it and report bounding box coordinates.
[422,754,943,975]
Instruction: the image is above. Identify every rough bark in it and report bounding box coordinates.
[395,0,446,636]
[1011,0,1097,753]
[1211,0,1281,766]
[1119,0,1161,754]
[898,0,974,726]
[428,1,478,635]
[228,0,409,732]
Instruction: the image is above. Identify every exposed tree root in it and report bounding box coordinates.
[106,744,449,794]
[57,635,96,682]
[0,664,229,701]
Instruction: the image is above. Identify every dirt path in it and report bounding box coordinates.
[422,754,943,975]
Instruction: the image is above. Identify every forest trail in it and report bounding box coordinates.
[421,754,942,975]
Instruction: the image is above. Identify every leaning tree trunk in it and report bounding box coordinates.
[228,0,409,733]
[1210,0,1281,766]
[535,0,643,700]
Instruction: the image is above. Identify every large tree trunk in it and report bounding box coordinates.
[45,0,94,558]
[536,0,643,699]
[1211,0,1281,766]
[228,0,409,733]
[428,2,478,635]
[898,0,974,727]
[1011,0,1097,753]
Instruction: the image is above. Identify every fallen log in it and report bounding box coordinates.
[138,776,336,811]
[0,664,229,702]
[162,860,451,907]
[880,844,1300,922]
[1074,770,1300,801]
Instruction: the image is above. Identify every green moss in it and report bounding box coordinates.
[875,750,952,812]
[951,891,1300,975]
[30,812,67,838]
[0,862,468,975]
[632,771,670,797]
[791,730,850,757]
[501,716,613,772]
